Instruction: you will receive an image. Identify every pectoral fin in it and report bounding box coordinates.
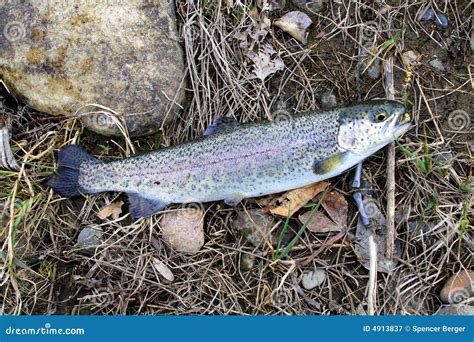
[127,193,169,218]
[313,152,349,175]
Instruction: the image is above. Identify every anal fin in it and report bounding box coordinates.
[128,193,168,218]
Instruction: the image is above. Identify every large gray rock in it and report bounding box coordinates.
[0,0,185,136]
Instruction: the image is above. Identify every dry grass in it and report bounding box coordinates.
[0,0,472,315]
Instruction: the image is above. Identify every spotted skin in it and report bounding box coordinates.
[77,100,410,208]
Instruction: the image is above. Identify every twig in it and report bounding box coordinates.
[0,115,19,171]
[298,228,347,267]
[367,234,377,315]
[383,57,396,260]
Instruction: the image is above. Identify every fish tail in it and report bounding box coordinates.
[48,145,101,197]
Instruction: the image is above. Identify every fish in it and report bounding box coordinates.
[48,100,411,218]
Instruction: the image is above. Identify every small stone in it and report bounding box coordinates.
[433,12,448,29]
[159,208,205,254]
[233,209,276,247]
[436,150,454,165]
[240,254,256,272]
[401,50,422,67]
[77,226,104,256]
[292,0,328,13]
[301,268,326,290]
[407,220,436,234]
[435,304,474,316]
[367,59,381,80]
[419,8,434,21]
[429,57,445,71]
[318,91,338,109]
[361,44,380,80]
[440,270,474,304]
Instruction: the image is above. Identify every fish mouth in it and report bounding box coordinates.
[390,109,412,138]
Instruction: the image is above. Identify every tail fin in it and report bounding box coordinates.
[48,145,99,197]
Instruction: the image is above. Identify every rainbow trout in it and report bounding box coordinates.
[49,100,411,218]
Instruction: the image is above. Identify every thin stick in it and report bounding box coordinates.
[367,234,377,315]
[383,57,396,260]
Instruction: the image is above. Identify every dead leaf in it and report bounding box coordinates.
[321,191,348,228]
[151,257,174,282]
[97,200,123,220]
[299,211,340,233]
[299,191,348,233]
[267,182,329,217]
[274,11,313,44]
[248,43,285,81]
[160,208,205,253]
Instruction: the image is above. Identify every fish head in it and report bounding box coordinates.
[337,100,411,155]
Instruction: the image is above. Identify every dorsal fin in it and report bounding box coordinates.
[204,116,239,136]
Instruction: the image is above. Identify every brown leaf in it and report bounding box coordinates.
[299,211,341,233]
[321,191,348,228]
[274,11,312,44]
[97,200,123,220]
[267,182,329,217]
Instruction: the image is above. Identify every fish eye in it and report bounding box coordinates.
[374,112,388,123]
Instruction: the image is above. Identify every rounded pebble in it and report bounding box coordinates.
[77,226,104,256]
[434,12,449,28]
[420,8,434,21]
[301,268,326,290]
